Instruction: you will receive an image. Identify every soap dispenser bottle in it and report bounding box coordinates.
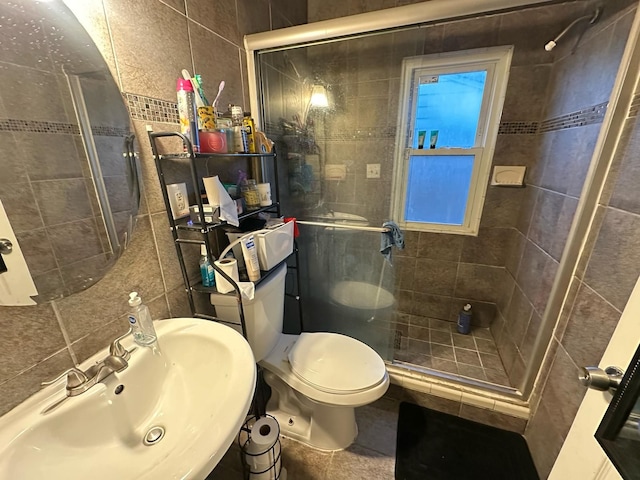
[128,292,157,346]
[199,244,216,287]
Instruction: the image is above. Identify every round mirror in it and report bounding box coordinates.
[0,0,139,305]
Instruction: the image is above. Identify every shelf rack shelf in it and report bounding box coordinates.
[147,130,302,339]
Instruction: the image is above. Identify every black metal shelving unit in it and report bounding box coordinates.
[147,130,302,339]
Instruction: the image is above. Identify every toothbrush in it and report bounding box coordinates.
[212,80,225,109]
[181,68,205,108]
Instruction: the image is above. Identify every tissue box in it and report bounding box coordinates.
[256,221,294,270]
[189,204,220,224]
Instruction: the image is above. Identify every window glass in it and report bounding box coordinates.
[413,70,487,149]
[405,154,475,225]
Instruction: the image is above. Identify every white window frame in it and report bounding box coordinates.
[390,46,513,236]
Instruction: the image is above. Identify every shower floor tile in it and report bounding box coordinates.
[393,318,511,387]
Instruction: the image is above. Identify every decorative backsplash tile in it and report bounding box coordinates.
[0,119,130,137]
[124,92,179,124]
[265,103,609,140]
[498,122,539,135]
[538,102,608,133]
[0,118,80,134]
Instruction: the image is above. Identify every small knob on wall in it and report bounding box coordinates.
[0,238,12,254]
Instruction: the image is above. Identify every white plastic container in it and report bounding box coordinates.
[255,221,294,270]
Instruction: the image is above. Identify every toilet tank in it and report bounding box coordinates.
[209,263,287,362]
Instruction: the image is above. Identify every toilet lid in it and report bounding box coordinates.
[287,332,387,394]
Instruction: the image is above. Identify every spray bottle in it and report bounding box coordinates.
[177,78,200,152]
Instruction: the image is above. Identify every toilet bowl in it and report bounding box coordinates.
[210,264,389,451]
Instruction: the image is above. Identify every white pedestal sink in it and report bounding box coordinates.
[0,318,256,479]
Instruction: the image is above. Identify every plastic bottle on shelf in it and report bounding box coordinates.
[231,104,248,153]
[176,78,200,152]
[199,244,216,287]
[241,179,261,211]
[128,292,158,347]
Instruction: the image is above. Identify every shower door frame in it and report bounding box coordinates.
[244,0,640,401]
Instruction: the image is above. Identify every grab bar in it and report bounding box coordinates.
[296,220,390,233]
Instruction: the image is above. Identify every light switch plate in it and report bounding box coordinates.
[366,163,381,178]
[491,166,526,186]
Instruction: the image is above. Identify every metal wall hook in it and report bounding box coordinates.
[579,366,624,392]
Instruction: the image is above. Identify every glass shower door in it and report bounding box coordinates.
[294,224,396,361]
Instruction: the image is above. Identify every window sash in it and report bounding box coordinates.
[408,63,497,149]
[390,46,512,236]
[399,148,484,232]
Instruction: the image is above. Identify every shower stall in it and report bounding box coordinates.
[245,0,638,398]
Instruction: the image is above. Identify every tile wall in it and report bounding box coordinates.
[300,0,631,387]
[0,0,307,416]
[493,5,635,390]
[525,12,640,478]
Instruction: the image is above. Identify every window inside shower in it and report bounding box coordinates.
[255,30,513,387]
[251,0,629,395]
[391,47,512,235]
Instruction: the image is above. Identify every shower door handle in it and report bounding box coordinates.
[579,366,624,393]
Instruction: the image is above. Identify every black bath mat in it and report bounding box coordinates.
[395,402,538,480]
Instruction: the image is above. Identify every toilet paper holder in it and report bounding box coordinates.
[238,414,287,479]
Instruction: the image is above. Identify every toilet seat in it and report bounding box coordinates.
[287,332,387,394]
[260,333,389,407]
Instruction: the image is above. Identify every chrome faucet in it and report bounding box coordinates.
[42,329,132,397]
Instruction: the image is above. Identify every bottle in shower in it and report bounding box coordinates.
[457,303,472,335]
[128,292,158,346]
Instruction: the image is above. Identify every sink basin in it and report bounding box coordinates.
[0,318,256,479]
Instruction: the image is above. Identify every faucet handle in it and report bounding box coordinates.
[110,327,132,360]
[41,368,88,389]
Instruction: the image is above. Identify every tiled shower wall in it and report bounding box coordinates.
[304,1,618,365]
[524,9,640,477]
[493,5,635,390]
[0,0,307,416]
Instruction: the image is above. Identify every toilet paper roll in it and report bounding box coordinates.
[214,258,239,294]
[246,416,281,479]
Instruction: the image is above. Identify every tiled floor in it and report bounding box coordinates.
[206,397,399,479]
[206,385,529,479]
[393,317,511,386]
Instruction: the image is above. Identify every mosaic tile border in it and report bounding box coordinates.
[629,91,640,118]
[0,119,131,137]
[498,121,538,135]
[91,125,132,137]
[124,92,179,124]
[0,118,79,135]
[538,102,608,133]
[264,104,608,140]
[121,92,611,135]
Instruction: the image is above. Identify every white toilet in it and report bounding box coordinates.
[210,264,389,451]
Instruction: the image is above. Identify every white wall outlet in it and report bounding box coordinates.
[366,163,381,179]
